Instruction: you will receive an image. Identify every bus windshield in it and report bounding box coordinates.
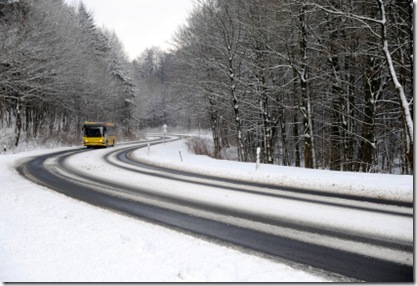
[84,127,103,138]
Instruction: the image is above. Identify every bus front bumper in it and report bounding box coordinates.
[84,138,106,147]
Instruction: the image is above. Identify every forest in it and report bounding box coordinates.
[0,0,413,174]
[0,0,134,148]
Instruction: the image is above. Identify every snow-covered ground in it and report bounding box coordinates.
[0,136,413,282]
[134,137,413,203]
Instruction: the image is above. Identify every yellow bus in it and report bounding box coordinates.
[83,122,117,148]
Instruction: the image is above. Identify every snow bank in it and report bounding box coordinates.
[133,138,413,203]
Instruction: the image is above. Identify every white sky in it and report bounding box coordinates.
[65,0,194,61]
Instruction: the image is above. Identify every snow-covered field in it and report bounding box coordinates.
[0,137,413,282]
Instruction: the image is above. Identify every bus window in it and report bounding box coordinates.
[84,127,103,138]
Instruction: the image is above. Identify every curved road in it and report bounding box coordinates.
[17,137,414,282]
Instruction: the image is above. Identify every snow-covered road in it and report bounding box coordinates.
[1,136,414,282]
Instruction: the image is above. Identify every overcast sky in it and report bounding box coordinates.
[65,0,194,61]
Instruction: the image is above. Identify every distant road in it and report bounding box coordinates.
[17,137,414,282]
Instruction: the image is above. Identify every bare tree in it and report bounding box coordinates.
[309,0,413,171]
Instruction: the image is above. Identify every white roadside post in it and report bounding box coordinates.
[147,143,150,155]
[179,151,183,162]
[162,124,167,145]
[256,147,261,171]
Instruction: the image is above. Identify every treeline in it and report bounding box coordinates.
[130,47,177,130]
[0,0,134,147]
[158,0,412,174]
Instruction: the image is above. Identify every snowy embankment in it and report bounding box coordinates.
[133,137,413,204]
[0,146,331,282]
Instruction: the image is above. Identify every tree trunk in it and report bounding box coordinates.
[208,94,222,159]
[359,97,376,172]
[260,83,275,164]
[358,56,378,172]
[15,93,23,147]
[298,3,316,169]
[229,54,246,162]
[378,0,413,172]
[302,89,315,169]
[280,108,289,166]
[293,110,301,167]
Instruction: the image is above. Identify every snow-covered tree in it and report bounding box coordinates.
[169,0,412,174]
[0,0,135,146]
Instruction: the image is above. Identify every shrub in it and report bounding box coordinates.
[186,136,222,159]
